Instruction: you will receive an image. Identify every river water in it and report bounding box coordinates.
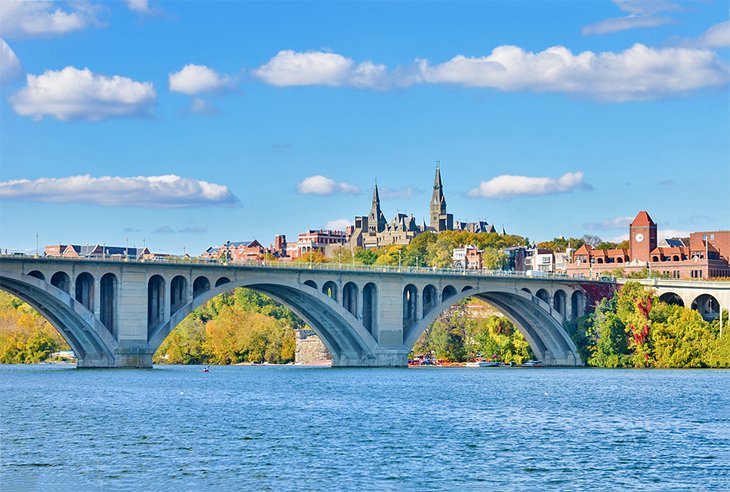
[1,365,728,490]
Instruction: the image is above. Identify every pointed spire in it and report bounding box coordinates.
[371,179,380,207]
[433,161,443,190]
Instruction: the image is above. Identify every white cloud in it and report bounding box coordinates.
[416,43,730,101]
[125,0,159,15]
[1,39,22,83]
[169,64,234,95]
[582,15,673,35]
[659,228,690,240]
[697,21,730,48]
[10,66,156,121]
[582,0,681,35]
[584,216,634,230]
[0,0,102,38]
[325,218,352,231]
[469,171,590,198]
[380,186,416,199]
[253,50,387,88]
[297,175,360,195]
[0,175,240,208]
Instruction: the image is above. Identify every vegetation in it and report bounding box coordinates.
[412,299,534,363]
[0,291,69,363]
[567,282,730,368]
[154,288,300,364]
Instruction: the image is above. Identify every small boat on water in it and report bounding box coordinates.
[519,360,543,367]
[465,361,500,367]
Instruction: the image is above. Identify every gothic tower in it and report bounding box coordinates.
[368,182,386,234]
[429,163,452,232]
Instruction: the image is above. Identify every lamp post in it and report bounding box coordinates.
[35,233,38,257]
[398,250,402,271]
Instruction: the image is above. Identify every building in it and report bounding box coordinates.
[201,240,266,262]
[453,245,483,269]
[45,244,152,260]
[566,211,730,279]
[525,248,556,273]
[348,164,500,249]
[294,230,348,258]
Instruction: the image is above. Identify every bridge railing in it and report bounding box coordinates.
[0,252,616,282]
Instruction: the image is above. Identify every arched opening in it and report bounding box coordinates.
[193,276,210,298]
[652,256,660,262]
[50,271,70,294]
[672,255,679,261]
[571,290,586,320]
[596,258,603,264]
[322,281,338,300]
[343,282,358,317]
[100,273,117,336]
[536,288,550,304]
[553,289,566,315]
[75,272,94,312]
[659,292,684,307]
[423,284,438,316]
[442,285,457,301]
[521,287,531,295]
[461,286,473,292]
[215,277,231,287]
[403,284,418,329]
[304,280,317,290]
[363,283,377,335]
[170,275,187,314]
[616,258,623,263]
[691,294,720,321]
[28,270,45,281]
[148,275,165,331]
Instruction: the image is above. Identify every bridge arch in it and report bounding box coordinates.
[659,292,684,307]
[571,290,586,320]
[51,271,70,294]
[442,285,457,301]
[363,282,377,335]
[423,284,438,316]
[193,276,210,297]
[404,286,581,366]
[149,277,377,366]
[75,272,94,312]
[100,273,117,336]
[342,282,358,316]
[535,288,550,304]
[215,276,231,287]
[148,274,165,332]
[28,270,45,281]
[403,284,418,329]
[691,294,720,320]
[0,272,117,367]
[304,280,317,290]
[322,281,338,301]
[170,275,187,314]
[553,289,567,316]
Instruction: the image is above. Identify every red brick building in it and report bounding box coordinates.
[567,211,730,279]
[201,240,266,262]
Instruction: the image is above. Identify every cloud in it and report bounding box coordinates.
[169,64,234,95]
[658,178,674,186]
[0,0,103,38]
[253,50,387,88]
[0,175,240,208]
[154,225,175,234]
[380,186,417,199]
[696,21,730,48]
[416,43,729,102]
[297,175,360,195]
[10,66,156,121]
[1,39,22,83]
[325,218,351,231]
[125,0,159,15]
[582,0,681,35]
[584,216,634,230]
[190,98,217,115]
[468,171,590,198]
[122,227,140,233]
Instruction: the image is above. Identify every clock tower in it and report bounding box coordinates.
[629,211,657,263]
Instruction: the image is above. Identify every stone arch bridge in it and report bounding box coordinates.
[0,256,628,368]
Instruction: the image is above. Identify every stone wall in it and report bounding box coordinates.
[295,329,331,364]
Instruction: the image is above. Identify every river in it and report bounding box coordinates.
[1,365,728,490]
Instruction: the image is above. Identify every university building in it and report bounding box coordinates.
[348,164,501,249]
[567,211,730,279]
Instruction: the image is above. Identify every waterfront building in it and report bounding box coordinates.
[45,244,152,260]
[567,211,730,279]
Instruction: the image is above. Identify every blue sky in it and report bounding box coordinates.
[0,0,728,254]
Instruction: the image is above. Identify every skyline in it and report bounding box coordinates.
[0,1,728,254]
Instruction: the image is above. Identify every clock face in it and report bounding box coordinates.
[635,233,645,243]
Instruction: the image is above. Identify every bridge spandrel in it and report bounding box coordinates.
[118,268,149,341]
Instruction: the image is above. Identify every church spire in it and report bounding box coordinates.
[368,180,386,233]
[430,161,447,230]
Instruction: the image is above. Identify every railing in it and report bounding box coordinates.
[0,252,616,282]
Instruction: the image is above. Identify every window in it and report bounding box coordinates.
[711,234,715,240]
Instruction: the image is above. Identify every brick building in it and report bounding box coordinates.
[201,240,266,262]
[566,211,730,279]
